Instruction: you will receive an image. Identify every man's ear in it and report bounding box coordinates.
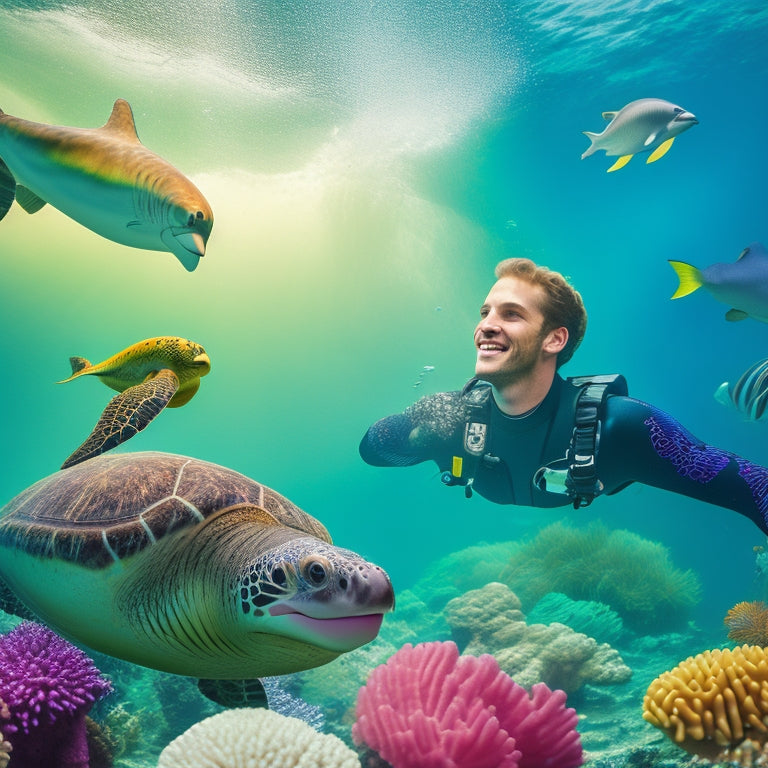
[543,326,568,355]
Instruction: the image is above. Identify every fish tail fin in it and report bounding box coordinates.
[714,382,732,408]
[581,131,600,159]
[0,157,16,223]
[57,356,92,383]
[668,260,703,299]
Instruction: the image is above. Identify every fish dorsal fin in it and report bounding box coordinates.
[16,185,47,214]
[602,111,619,121]
[101,99,141,143]
[738,247,750,260]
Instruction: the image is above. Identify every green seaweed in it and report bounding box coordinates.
[526,592,624,645]
[499,521,701,632]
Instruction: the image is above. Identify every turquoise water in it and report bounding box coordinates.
[1,0,768,764]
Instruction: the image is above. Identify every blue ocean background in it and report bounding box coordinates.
[1,0,768,764]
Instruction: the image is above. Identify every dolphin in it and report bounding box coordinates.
[668,242,768,323]
[581,98,698,173]
[0,99,213,271]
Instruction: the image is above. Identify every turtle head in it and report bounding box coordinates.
[235,537,394,653]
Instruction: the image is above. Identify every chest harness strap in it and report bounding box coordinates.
[441,374,627,507]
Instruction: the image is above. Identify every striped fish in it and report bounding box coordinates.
[715,358,768,421]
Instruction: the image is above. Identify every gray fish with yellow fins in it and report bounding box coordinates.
[0,99,213,271]
[669,242,768,323]
[59,336,211,469]
[581,98,698,172]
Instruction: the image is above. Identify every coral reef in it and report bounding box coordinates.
[157,707,360,767]
[445,582,631,694]
[100,703,143,761]
[352,640,583,768]
[0,621,112,768]
[408,541,518,612]
[84,717,116,768]
[643,645,768,759]
[499,521,701,631]
[0,699,11,768]
[724,601,768,645]
[526,592,624,645]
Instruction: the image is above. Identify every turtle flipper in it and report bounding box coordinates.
[61,369,180,469]
[197,678,269,708]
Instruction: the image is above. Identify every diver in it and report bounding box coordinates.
[360,258,768,533]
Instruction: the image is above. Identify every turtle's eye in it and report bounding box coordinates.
[305,561,327,586]
[271,566,287,587]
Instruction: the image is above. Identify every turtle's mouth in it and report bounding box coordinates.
[265,609,385,652]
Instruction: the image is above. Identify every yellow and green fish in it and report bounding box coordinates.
[0,99,213,271]
[59,336,211,469]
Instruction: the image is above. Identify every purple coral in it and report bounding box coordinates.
[0,621,112,768]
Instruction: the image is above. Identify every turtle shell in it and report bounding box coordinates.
[0,451,331,569]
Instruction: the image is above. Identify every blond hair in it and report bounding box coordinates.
[494,258,587,367]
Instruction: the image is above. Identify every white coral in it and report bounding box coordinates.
[157,708,360,768]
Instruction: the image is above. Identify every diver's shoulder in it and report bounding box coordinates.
[405,388,470,432]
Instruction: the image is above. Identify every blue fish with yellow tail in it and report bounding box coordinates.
[581,98,698,172]
[668,242,768,323]
[715,358,768,421]
[0,99,213,272]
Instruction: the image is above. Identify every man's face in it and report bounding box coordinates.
[474,276,553,386]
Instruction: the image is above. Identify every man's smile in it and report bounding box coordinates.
[477,341,508,354]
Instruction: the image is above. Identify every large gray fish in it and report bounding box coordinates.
[581,98,698,172]
[0,99,213,271]
[669,242,768,323]
[715,358,768,421]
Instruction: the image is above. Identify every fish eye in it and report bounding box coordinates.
[305,561,327,585]
[196,211,205,220]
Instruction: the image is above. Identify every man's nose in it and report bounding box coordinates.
[478,315,500,333]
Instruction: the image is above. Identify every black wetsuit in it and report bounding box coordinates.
[360,375,768,532]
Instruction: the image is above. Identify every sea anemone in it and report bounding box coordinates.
[0,621,112,768]
[724,601,768,645]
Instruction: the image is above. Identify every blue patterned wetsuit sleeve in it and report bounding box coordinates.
[359,392,465,467]
[598,396,768,533]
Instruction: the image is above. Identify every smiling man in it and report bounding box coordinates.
[360,258,768,533]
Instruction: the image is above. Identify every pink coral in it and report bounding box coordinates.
[352,641,582,768]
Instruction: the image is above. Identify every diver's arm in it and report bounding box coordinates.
[597,396,768,533]
[359,391,465,467]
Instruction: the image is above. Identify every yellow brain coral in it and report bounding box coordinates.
[724,601,768,645]
[643,645,768,759]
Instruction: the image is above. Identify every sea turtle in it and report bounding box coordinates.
[59,336,211,469]
[0,451,394,706]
